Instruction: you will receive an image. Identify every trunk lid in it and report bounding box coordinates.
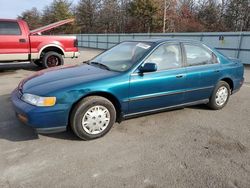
[30,19,74,35]
[229,57,241,64]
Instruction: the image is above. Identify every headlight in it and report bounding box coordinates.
[21,93,56,107]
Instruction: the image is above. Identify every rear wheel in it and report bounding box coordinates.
[70,96,116,140]
[208,81,230,110]
[42,51,64,68]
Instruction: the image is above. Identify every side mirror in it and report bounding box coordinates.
[83,60,89,64]
[139,63,157,73]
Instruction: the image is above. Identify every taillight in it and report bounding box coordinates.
[74,39,78,47]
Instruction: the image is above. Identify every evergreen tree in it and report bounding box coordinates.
[41,0,75,34]
[128,0,158,33]
[18,8,42,30]
[75,0,100,33]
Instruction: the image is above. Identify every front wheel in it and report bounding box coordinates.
[208,81,230,110]
[42,51,64,68]
[70,96,116,140]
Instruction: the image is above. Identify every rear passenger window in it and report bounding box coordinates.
[0,21,21,35]
[184,44,217,66]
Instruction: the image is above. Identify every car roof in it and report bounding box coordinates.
[124,38,202,44]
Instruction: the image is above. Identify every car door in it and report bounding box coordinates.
[128,42,187,115]
[0,21,29,61]
[182,43,222,103]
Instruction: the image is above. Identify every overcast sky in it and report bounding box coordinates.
[0,0,78,19]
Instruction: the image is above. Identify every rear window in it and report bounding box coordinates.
[0,21,21,35]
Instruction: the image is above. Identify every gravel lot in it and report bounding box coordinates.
[0,48,250,188]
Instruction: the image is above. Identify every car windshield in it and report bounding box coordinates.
[89,41,153,72]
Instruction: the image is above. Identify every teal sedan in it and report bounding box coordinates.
[11,39,244,140]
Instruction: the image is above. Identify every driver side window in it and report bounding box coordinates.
[145,43,182,71]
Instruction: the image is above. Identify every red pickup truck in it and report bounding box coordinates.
[0,19,79,68]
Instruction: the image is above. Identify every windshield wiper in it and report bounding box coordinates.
[89,61,111,71]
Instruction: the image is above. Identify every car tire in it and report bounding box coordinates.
[70,96,116,140]
[208,81,231,110]
[33,60,43,67]
[42,51,64,68]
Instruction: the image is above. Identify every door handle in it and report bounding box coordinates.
[19,39,26,43]
[176,74,185,78]
[214,70,220,73]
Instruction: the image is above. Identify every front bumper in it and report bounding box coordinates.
[11,88,68,133]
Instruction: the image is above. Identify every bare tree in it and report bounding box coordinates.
[18,0,250,33]
[225,0,250,31]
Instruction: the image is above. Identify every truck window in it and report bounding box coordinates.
[0,21,21,35]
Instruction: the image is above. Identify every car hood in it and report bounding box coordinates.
[20,64,119,95]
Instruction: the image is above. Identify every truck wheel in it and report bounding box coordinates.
[42,51,64,68]
[70,96,116,140]
[33,60,43,67]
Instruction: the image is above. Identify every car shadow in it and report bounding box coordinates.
[0,62,42,73]
[0,94,39,142]
[40,129,81,141]
[0,121,39,142]
[0,93,80,142]
[187,104,211,111]
[244,64,250,69]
